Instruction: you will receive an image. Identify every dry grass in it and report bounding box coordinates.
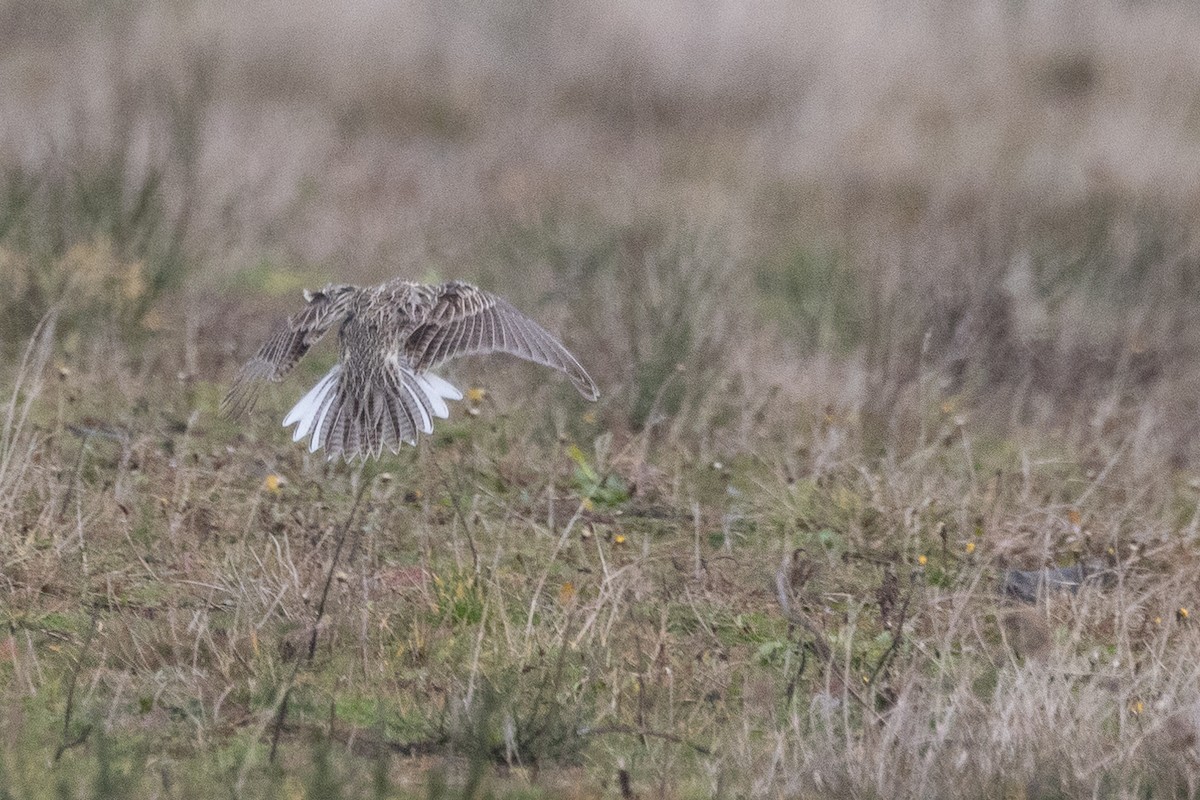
[5,1,1200,797]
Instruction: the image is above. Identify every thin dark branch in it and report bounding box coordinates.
[429,456,479,574]
[618,769,635,800]
[783,609,876,717]
[271,471,370,763]
[307,472,370,662]
[270,719,446,759]
[784,627,809,706]
[58,431,92,518]
[775,552,879,718]
[581,725,712,756]
[868,576,918,687]
[55,611,99,762]
[520,613,579,751]
[268,663,300,764]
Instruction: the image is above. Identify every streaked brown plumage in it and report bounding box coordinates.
[223,278,598,461]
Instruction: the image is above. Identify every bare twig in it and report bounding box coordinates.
[268,661,300,764]
[54,611,99,762]
[867,573,918,687]
[429,456,479,573]
[580,724,711,756]
[270,471,370,763]
[774,551,878,718]
[307,472,370,662]
[57,431,91,519]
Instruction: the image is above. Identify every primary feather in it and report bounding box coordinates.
[224,279,598,461]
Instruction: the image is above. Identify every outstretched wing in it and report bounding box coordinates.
[404,281,598,400]
[222,288,354,417]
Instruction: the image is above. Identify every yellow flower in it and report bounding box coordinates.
[1179,607,1190,621]
[1130,700,1144,715]
[613,533,627,546]
[558,581,576,605]
[917,554,928,566]
[263,473,283,493]
[466,387,487,404]
[965,542,976,555]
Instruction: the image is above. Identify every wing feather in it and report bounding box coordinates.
[222,288,354,417]
[404,282,598,400]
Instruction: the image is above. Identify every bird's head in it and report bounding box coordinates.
[302,284,356,305]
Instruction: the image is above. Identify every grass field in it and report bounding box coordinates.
[7,1,1200,797]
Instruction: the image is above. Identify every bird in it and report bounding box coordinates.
[223,278,598,461]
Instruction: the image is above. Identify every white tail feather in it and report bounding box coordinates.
[284,365,341,441]
[413,375,449,419]
[424,373,463,401]
[281,364,463,458]
[403,377,434,433]
[300,387,336,446]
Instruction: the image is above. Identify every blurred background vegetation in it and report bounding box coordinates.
[7,1,1200,797]
[5,0,1200,455]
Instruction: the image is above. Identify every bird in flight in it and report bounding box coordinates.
[223,279,598,461]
